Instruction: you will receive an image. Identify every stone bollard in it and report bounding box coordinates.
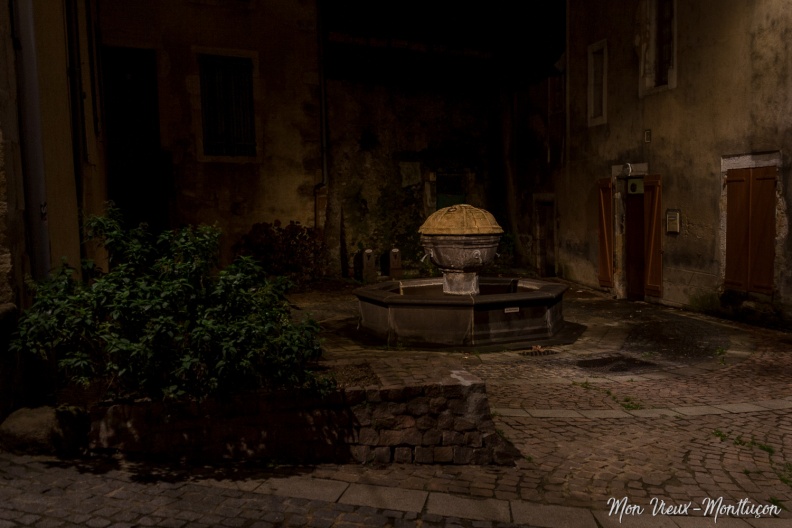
[389,248,402,279]
[362,249,377,283]
[354,249,378,283]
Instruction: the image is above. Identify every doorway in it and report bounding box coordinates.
[535,200,556,277]
[102,47,169,233]
[625,178,645,300]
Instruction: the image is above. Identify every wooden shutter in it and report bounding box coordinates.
[749,166,777,294]
[725,166,777,294]
[725,168,750,290]
[597,178,614,287]
[643,175,663,297]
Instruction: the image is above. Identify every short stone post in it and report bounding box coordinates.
[389,248,402,279]
[353,249,377,282]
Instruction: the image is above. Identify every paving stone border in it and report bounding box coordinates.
[88,369,518,466]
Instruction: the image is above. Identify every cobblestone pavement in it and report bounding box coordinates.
[0,451,537,528]
[466,288,792,515]
[2,279,792,526]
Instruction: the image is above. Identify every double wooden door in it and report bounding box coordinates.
[598,176,662,299]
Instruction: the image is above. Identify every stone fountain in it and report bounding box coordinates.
[355,205,567,347]
[419,204,503,295]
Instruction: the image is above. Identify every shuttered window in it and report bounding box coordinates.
[725,166,776,294]
[597,178,614,287]
[199,54,256,157]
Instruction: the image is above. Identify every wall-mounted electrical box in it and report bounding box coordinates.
[666,209,681,234]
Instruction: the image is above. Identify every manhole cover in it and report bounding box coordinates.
[577,354,655,372]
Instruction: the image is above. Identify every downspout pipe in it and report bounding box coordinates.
[314,0,328,229]
[12,0,51,280]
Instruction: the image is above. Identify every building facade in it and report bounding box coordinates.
[561,0,792,321]
[1,0,324,288]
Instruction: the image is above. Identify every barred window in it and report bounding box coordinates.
[198,54,256,157]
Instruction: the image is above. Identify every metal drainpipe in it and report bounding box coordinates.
[314,0,328,229]
[12,0,51,279]
[558,0,571,279]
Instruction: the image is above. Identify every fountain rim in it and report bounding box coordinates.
[354,276,569,307]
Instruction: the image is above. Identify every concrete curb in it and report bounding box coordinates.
[197,476,790,527]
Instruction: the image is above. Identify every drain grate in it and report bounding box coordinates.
[519,348,559,357]
[577,354,655,372]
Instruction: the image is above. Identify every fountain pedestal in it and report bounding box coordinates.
[441,271,478,296]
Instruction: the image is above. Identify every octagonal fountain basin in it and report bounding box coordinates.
[355,277,568,348]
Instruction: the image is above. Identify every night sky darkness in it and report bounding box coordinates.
[322,1,566,86]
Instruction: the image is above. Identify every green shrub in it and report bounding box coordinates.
[234,220,327,290]
[11,209,331,402]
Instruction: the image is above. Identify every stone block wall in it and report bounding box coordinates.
[88,377,518,466]
[344,380,516,466]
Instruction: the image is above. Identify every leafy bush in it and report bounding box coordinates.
[234,220,326,290]
[11,209,331,402]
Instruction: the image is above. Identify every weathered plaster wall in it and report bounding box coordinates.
[97,0,322,260]
[0,133,12,305]
[0,0,31,418]
[564,0,792,314]
[0,6,19,306]
[747,2,792,312]
[324,79,497,273]
[30,2,82,274]
[561,0,639,287]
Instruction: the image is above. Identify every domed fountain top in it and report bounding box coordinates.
[418,204,504,235]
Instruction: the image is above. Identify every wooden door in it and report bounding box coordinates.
[748,167,776,294]
[724,169,750,290]
[725,166,776,294]
[597,178,614,287]
[643,175,663,297]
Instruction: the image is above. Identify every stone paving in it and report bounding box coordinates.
[1,279,792,526]
[0,451,539,528]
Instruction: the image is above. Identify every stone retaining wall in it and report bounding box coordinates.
[89,370,518,465]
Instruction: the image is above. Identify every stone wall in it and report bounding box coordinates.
[344,378,515,466]
[89,376,517,466]
[0,1,26,419]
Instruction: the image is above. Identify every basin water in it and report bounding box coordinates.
[354,205,567,347]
